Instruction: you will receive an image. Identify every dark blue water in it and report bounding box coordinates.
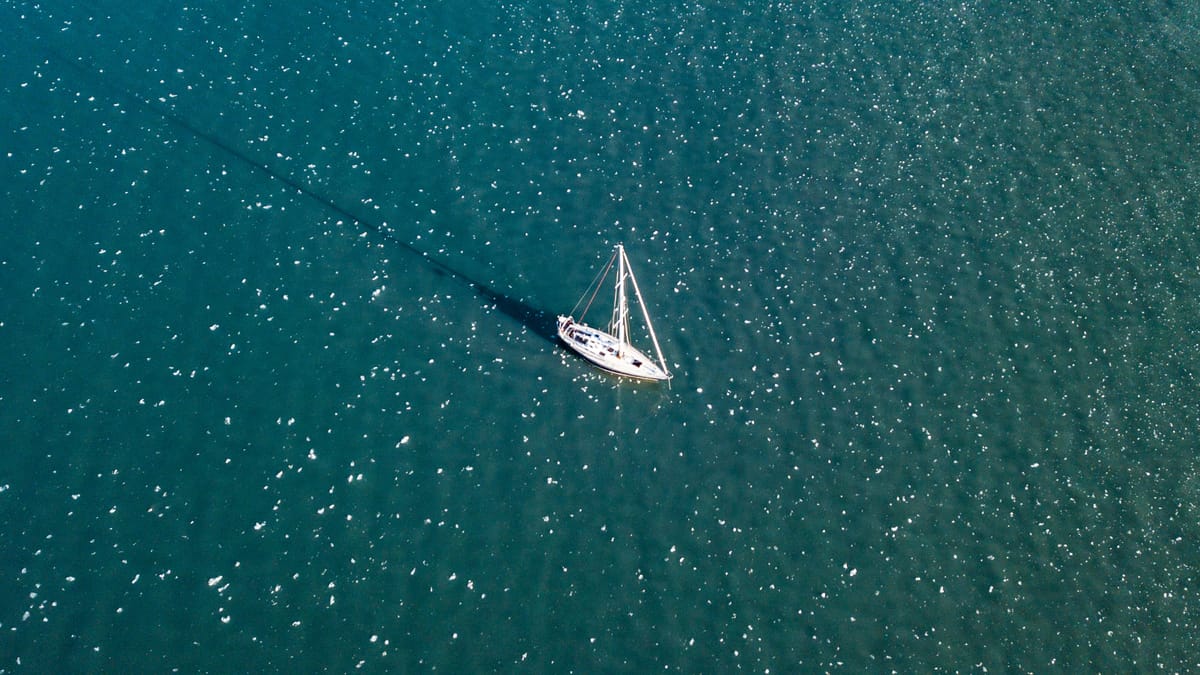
[3,0,1199,671]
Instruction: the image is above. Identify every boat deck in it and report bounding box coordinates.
[557,316,670,381]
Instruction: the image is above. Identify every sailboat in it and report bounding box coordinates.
[557,243,672,382]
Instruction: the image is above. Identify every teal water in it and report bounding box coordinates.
[3,0,1200,671]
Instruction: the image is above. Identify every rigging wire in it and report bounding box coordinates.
[569,247,619,321]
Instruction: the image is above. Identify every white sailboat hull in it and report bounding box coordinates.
[557,316,670,381]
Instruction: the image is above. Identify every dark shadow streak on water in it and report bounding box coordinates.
[44,46,557,345]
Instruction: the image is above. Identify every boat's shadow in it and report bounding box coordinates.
[47,44,557,344]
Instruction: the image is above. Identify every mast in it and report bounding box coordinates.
[622,245,671,379]
[613,244,629,354]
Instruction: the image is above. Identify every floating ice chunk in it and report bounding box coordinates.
[209,324,219,331]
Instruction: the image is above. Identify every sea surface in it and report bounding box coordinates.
[2,0,1199,671]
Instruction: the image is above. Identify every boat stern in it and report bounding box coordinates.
[556,315,573,337]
